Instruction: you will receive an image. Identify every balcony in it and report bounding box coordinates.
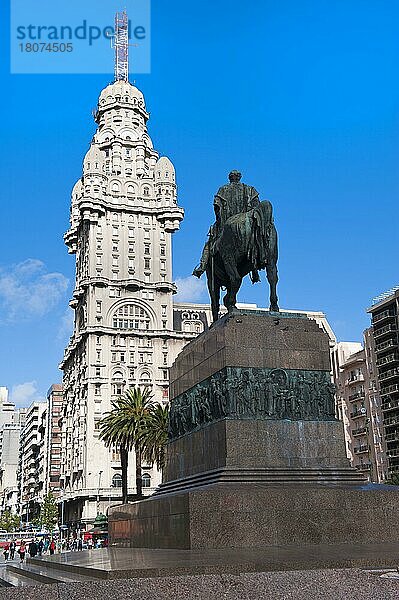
[384,415,399,427]
[348,391,365,402]
[382,399,399,412]
[354,445,368,454]
[352,427,367,436]
[376,339,397,354]
[374,324,397,339]
[347,374,365,386]
[380,383,399,397]
[373,310,396,324]
[379,367,399,382]
[387,448,399,458]
[385,432,399,442]
[376,353,399,367]
[350,410,367,419]
[355,463,372,471]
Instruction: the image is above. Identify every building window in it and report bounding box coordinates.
[142,473,151,488]
[143,186,149,196]
[161,305,167,317]
[128,227,135,238]
[95,367,101,376]
[120,353,125,362]
[94,384,101,395]
[160,245,166,256]
[130,352,135,363]
[96,336,101,345]
[96,351,101,361]
[163,370,168,380]
[112,383,123,395]
[144,258,150,270]
[144,229,150,240]
[112,473,122,488]
[96,301,102,313]
[140,371,151,385]
[144,244,150,255]
[112,304,151,330]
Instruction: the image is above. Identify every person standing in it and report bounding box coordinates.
[38,539,44,556]
[9,541,16,560]
[3,544,9,562]
[77,537,83,551]
[19,542,26,563]
[49,539,56,555]
[28,539,38,558]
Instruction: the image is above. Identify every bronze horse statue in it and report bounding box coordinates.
[196,200,279,322]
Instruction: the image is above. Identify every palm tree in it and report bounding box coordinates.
[139,403,169,472]
[99,386,155,503]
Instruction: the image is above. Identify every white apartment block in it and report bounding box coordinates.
[17,401,46,524]
[0,388,26,514]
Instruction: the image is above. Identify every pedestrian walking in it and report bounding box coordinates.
[19,542,26,563]
[28,539,38,558]
[77,537,83,551]
[38,539,44,556]
[3,544,9,562]
[9,541,16,560]
[49,539,56,555]
[43,537,49,554]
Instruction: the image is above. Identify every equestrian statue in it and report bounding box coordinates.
[193,170,279,322]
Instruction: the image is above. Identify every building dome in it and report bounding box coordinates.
[83,144,104,173]
[98,81,145,109]
[155,156,175,183]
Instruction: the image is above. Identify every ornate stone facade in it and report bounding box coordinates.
[59,80,210,526]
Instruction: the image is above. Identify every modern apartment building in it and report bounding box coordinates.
[367,286,399,480]
[17,401,46,524]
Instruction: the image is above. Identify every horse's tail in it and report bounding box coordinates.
[248,201,278,269]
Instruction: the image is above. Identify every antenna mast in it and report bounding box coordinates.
[114,11,129,81]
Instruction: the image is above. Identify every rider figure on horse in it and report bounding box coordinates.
[193,170,261,282]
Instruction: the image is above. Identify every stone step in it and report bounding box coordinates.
[0,567,38,587]
[7,562,97,585]
[28,555,108,579]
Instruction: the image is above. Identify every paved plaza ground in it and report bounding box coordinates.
[0,544,398,598]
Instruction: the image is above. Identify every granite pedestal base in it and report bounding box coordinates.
[109,483,399,549]
[109,310,388,550]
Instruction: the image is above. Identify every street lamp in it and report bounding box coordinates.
[97,470,103,515]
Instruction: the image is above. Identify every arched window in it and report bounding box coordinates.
[143,186,149,196]
[127,185,135,196]
[112,304,151,330]
[142,473,151,488]
[112,473,122,488]
[112,182,120,193]
[140,371,151,385]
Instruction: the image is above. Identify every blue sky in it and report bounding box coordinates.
[1,0,398,407]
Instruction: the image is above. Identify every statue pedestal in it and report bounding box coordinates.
[109,311,398,550]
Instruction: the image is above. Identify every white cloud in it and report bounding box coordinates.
[57,308,74,341]
[0,259,69,322]
[11,381,45,408]
[174,275,207,302]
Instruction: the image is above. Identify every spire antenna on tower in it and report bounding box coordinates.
[107,10,133,82]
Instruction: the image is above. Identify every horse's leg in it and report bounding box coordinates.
[207,268,220,322]
[222,260,242,311]
[266,261,279,312]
